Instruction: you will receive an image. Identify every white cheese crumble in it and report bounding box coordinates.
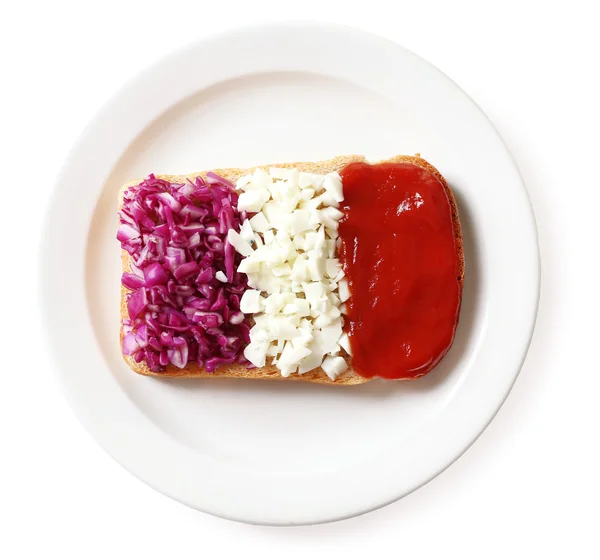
[231,167,349,379]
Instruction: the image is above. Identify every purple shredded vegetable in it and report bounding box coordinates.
[118,173,251,373]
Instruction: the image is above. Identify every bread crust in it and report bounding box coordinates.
[119,154,464,384]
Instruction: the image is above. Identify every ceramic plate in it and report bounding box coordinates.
[41,23,539,525]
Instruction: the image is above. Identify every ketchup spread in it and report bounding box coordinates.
[338,162,462,379]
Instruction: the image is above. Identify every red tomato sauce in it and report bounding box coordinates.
[338,162,462,379]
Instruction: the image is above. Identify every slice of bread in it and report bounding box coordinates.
[119,154,464,384]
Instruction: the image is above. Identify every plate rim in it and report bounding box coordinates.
[40,21,540,525]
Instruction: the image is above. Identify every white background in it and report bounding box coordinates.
[1,0,599,558]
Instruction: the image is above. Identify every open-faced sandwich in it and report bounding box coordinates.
[117,154,464,385]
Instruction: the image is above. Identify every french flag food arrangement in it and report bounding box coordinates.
[118,158,463,382]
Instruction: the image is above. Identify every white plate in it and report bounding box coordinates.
[41,23,539,525]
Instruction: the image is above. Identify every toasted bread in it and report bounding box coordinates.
[119,154,464,384]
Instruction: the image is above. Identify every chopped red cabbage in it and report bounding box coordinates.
[143,262,169,287]
[118,173,250,373]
